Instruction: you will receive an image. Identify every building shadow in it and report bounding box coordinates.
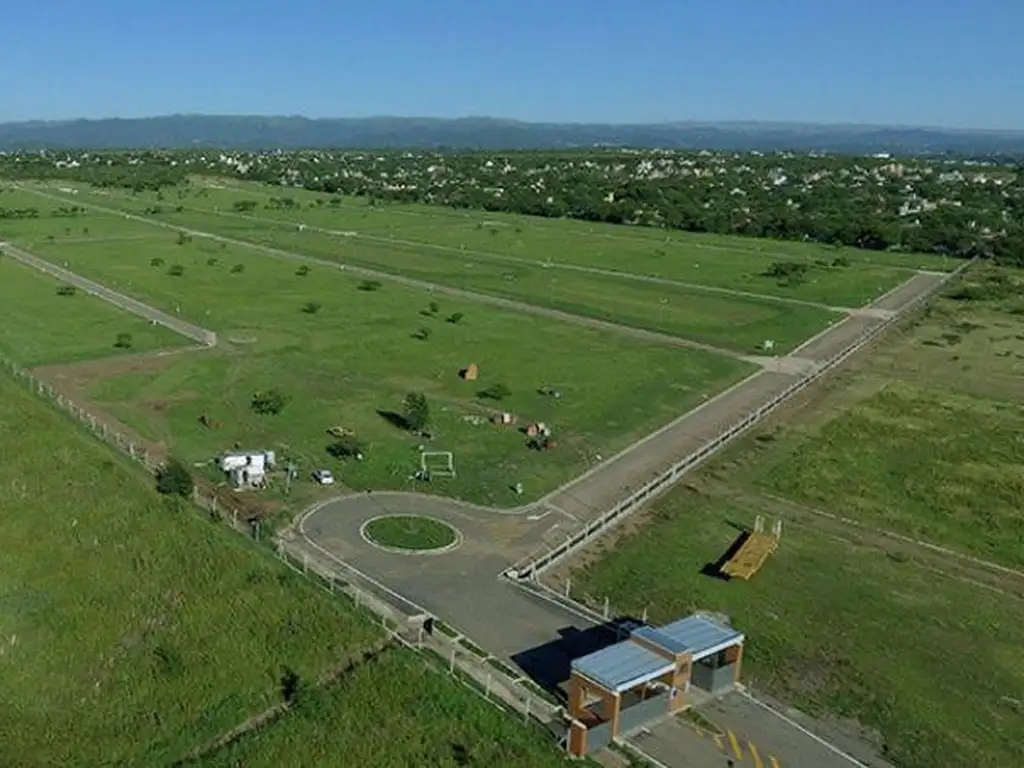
[510,617,643,703]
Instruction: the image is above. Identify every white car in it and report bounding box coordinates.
[311,469,335,485]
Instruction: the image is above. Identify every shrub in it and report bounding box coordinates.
[296,265,311,276]
[412,327,432,340]
[114,332,133,349]
[326,436,366,460]
[206,256,218,266]
[176,231,191,245]
[446,312,465,324]
[156,458,194,497]
[302,301,322,314]
[479,383,511,401]
[230,263,246,274]
[251,389,288,416]
[402,392,430,432]
[56,285,76,297]
[357,279,383,292]
[150,256,165,267]
[168,264,185,277]
[762,261,810,284]
[428,300,440,314]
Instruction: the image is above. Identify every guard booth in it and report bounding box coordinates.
[564,613,744,757]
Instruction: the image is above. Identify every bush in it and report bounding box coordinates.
[763,261,810,281]
[302,301,322,314]
[176,231,191,245]
[296,265,311,276]
[357,279,382,292]
[168,264,185,277]
[446,312,465,324]
[150,256,165,267]
[428,300,440,314]
[479,383,511,401]
[412,327,431,340]
[156,458,194,497]
[402,392,430,432]
[56,285,76,297]
[326,436,365,460]
[114,332,133,349]
[251,389,288,416]
[230,263,245,274]
[206,257,218,266]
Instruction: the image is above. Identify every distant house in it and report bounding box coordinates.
[218,450,276,490]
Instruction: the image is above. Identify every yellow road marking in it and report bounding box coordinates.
[728,730,744,759]
[770,757,781,768]
[712,733,724,751]
[749,741,764,768]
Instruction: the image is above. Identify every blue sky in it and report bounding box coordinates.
[0,0,1019,129]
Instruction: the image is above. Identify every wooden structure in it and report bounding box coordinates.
[460,363,479,381]
[565,614,744,757]
[721,516,782,580]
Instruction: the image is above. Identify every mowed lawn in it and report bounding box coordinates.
[27,236,753,506]
[569,496,1024,768]
[197,648,571,768]
[185,180,952,303]
[0,373,382,766]
[35,189,843,354]
[0,257,185,366]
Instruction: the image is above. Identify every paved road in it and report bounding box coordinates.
[15,183,953,766]
[0,241,218,346]
[19,185,775,362]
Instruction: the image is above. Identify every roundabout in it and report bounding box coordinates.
[359,514,463,555]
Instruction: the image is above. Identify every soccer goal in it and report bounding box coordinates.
[420,451,455,478]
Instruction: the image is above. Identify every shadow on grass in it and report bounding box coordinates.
[701,528,749,582]
[376,409,409,431]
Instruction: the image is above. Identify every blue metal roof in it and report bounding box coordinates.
[633,614,744,661]
[571,640,674,693]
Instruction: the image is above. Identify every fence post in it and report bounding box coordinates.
[485,674,492,699]
[603,596,610,619]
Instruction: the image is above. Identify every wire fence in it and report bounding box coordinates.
[0,351,564,741]
[506,259,977,582]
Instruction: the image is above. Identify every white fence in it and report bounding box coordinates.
[506,260,976,582]
[0,242,217,347]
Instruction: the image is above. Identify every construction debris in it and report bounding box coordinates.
[492,411,517,426]
[460,363,479,381]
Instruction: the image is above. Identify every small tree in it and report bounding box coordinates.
[168,264,185,277]
[156,458,194,497]
[176,231,191,245]
[56,285,77,297]
[206,256,218,266]
[302,301,322,314]
[326,436,366,460]
[114,332,133,349]
[446,312,465,324]
[479,383,511,401]
[428,300,440,314]
[150,256,165,267]
[296,265,311,276]
[230,263,245,274]
[402,392,430,432]
[251,389,288,416]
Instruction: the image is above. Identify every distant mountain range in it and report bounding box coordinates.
[1,115,1022,155]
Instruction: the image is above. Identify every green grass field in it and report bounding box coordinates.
[0,257,185,366]
[0,372,382,766]
[197,649,571,768]
[20,185,845,354]
[566,265,1024,768]
[20,231,752,507]
[363,515,459,550]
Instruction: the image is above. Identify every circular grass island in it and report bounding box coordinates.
[360,515,460,553]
